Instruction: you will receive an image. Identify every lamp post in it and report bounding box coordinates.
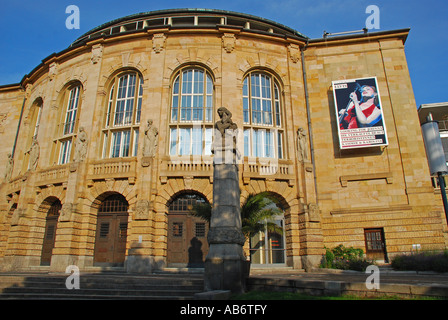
[421,113,448,224]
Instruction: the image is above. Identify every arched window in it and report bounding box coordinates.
[102,72,143,158]
[169,67,214,156]
[242,72,284,159]
[22,98,43,172]
[54,83,82,164]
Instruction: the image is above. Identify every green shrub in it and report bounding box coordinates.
[391,251,448,272]
[320,244,374,271]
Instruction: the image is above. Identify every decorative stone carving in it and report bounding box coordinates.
[222,33,236,53]
[207,227,246,245]
[143,119,158,157]
[134,200,150,220]
[288,44,300,63]
[0,113,7,133]
[48,62,58,81]
[297,127,308,162]
[211,107,239,163]
[308,203,320,222]
[4,153,13,182]
[26,137,39,171]
[60,203,73,222]
[91,44,103,64]
[152,33,166,53]
[73,127,88,162]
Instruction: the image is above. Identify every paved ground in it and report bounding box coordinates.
[251,267,448,286]
[248,266,448,298]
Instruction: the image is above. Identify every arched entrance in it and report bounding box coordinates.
[93,194,129,266]
[248,194,287,266]
[167,193,209,268]
[41,199,62,266]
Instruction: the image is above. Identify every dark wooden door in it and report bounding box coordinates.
[94,214,128,265]
[41,200,61,266]
[41,217,58,265]
[93,194,129,266]
[167,194,209,267]
[364,228,387,261]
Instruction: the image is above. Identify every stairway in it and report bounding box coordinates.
[0,272,204,300]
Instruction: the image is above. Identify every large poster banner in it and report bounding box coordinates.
[332,77,388,149]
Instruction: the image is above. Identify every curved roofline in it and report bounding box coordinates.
[74,8,309,42]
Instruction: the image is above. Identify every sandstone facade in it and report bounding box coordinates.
[0,9,445,273]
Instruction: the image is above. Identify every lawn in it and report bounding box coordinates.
[231,291,443,300]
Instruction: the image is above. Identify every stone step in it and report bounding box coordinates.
[0,273,204,300]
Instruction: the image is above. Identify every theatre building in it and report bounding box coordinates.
[0,9,446,273]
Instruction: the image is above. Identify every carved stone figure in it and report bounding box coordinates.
[73,127,88,162]
[4,153,13,181]
[143,119,158,157]
[26,137,39,171]
[60,203,73,222]
[212,107,238,159]
[297,127,308,162]
[214,107,237,137]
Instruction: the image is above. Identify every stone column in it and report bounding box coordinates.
[204,107,248,294]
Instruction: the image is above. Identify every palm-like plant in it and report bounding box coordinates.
[189,191,283,239]
[240,192,283,239]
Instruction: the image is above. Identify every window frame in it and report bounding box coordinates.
[169,66,215,157]
[102,71,143,159]
[52,84,82,165]
[243,71,285,159]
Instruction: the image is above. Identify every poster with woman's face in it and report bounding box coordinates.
[332,77,388,150]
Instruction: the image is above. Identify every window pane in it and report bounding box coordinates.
[169,128,178,156]
[192,127,203,155]
[64,86,80,135]
[59,140,72,164]
[114,74,138,127]
[244,129,250,157]
[111,131,122,158]
[265,130,273,158]
[133,129,139,157]
[179,128,191,155]
[136,77,143,124]
[122,130,130,157]
[204,128,212,155]
[277,131,283,159]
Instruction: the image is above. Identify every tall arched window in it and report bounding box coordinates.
[243,72,284,159]
[22,98,43,172]
[169,67,214,156]
[102,72,143,158]
[54,83,82,164]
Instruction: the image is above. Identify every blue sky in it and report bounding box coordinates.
[0,0,447,106]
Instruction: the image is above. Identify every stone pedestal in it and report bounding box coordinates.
[204,162,247,293]
[204,108,248,294]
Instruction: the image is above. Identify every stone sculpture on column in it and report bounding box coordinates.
[204,107,248,294]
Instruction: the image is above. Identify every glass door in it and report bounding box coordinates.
[250,216,286,265]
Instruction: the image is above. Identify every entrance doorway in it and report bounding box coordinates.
[41,199,62,265]
[167,193,209,267]
[93,194,129,266]
[364,228,388,262]
[250,215,286,265]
